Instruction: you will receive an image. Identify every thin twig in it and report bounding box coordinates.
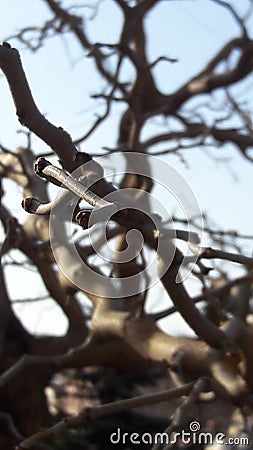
[17,382,194,449]
[210,0,248,37]
[150,269,253,321]
[190,243,253,268]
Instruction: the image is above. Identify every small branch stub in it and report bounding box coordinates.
[35,157,52,177]
[76,210,92,229]
[21,197,35,213]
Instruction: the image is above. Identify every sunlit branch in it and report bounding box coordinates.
[22,190,70,215]
[190,243,253,267]
[34,158,111,208]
